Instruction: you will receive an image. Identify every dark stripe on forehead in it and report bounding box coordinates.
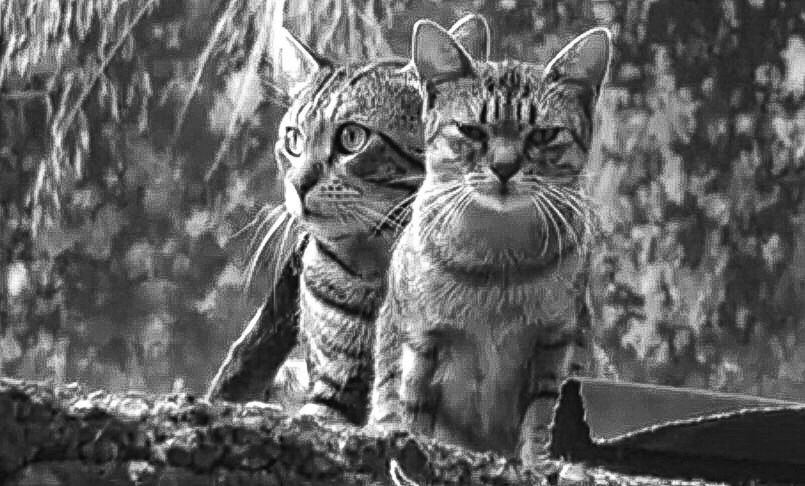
[480,62,541,97]
[294,66,346,125]
[310,67,346,112]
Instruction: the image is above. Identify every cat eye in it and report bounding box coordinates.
[284,127,304,157]
[524,127,571,163]
[336,123,370,154]
[528,127,563,146]
[456,123,489,142]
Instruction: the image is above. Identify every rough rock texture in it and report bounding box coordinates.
[0,378,723,486]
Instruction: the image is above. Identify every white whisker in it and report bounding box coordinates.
[530,195,552,257]
[245,210,291,289]
[428,187,470,241]
[246,204,288,254]
[387,175,426,185]
[353,206,402,240]
[542,191,579,251]
[535,192,563,259]
[545,186,600,242]
[374,192,418,233]
[419,185,463,241]
[445,188,474,233]
[232,206,272,243]
[271,216,298,303]
[364,203,406,232]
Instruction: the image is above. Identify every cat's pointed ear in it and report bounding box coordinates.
[273,27,330,86]
[412,19,475,85]
[543,27,612,93]
[448,14,491,61]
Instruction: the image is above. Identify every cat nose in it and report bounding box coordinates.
[490,159,521,184]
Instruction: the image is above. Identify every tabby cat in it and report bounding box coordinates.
[369,21,612,461]
[206,17,491,426]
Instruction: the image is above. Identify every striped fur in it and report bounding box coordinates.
[278,59,423,425]
[259,18,490,425]
[369,23,613,461]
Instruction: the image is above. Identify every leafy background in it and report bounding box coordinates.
[1,0,804,401]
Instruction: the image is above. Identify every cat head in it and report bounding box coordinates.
[271,16,490,260]
[273,29,422,250]
[410,21,611,271]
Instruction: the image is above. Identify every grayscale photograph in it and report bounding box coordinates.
[1,0,805,484]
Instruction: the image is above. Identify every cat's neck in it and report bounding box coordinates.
[312,233,393,280]
[300,239,388,319]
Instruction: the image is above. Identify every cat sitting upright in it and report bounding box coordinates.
[369,20,612,464]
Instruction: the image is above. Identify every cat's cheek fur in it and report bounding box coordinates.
[427,135,461,168]
[284,179,304,218]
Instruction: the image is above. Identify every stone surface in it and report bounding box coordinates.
[0,378,723,486]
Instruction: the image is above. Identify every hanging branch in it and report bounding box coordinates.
[58,0,158,149]
[204,0,285,183]
[170,0,245,152]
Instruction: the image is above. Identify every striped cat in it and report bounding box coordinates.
[369,21,612,462]
[207,17,492,426]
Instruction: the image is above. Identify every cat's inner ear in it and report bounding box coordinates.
[448,14,491,61]
[273,27,329,88]
[412,20,475,85]
[543,27,612,92]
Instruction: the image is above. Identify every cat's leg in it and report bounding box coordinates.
[298,293,374,425]
[368,299,405,431]
[399,335,441,437]
[518,371,561,466]
[298,335,372,425]
[205,300,299,402]
[518,328,591,466]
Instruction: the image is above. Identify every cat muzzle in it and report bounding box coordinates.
[489,159,522,186]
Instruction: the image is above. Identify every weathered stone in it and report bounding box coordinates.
[0,378,721,485]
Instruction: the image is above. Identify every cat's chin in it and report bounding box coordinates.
[423,233,578,279]
[458,193,546,242]
[418,192,578,273]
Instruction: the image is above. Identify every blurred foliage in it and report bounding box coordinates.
[1,0,805,401]
[0,0,284,393]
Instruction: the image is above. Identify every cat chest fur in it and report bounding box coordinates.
[389,226,585,453]
[298,242,385,422]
